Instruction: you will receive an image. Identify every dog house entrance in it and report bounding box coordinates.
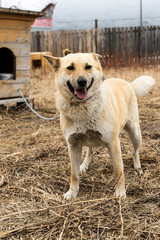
[0,47,16,80]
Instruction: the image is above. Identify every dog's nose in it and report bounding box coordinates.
[77,77,87,87]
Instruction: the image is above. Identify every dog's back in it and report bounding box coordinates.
[104,76,155,97]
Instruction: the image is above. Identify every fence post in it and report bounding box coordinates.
[138,26,141,61]
[95,19,98,52]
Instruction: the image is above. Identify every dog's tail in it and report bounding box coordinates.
[131,75,155,97]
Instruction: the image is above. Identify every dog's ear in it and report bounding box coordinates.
[92,53,102,62]
[43,55,60,72]
[63,48,71,56]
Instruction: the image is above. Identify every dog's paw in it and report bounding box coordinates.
[80,162,88,174]
[134,168,143,176]
[63,189,78,200]
[114,188,126,198]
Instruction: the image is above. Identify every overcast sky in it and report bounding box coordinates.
[1,0,160,29]
[52,0,160,29]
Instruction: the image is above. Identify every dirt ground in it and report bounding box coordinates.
[0,66,160,239]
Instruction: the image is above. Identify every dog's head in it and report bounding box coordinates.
[43,53,102,102]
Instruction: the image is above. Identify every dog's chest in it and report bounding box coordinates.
[68,129,105,147]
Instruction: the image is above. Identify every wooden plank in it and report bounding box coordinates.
[0,97,33,106]
[152,26,156,64]
[92,29,96,53]
[52,31,57,56]
[44,31,49,52]
[70,31,74,53]
[102,28,106,55]
[78,30,83,52]
[0,82,30,98]
[112,28,116,65]
[96,29,100,54]
[156,26,160,64]
[71,31,75,53]
[0,28,30,43]
[153,26,156,64]
[82,30,86,52]
[61,30,66,53]
[117,27,121,59]
[104,28,107,56]
[67,31,71,52]
[108,28,111,57]
[74,31,77,53]
[86,29,91,53]
[146,26,149,65]
[0,42,30,57]
[94,28,97,53]
[41,32,44,52]
[129,27,133,65]
[137,26,141,60]
[73,30,78,53]
[0,13,36,25]
[16,56,30,70]
[149,26,152,65]
[16,70,30,82]
[48,31,53,54]
[36,31,41,52]
[0,19,32,32]
[43,31,46,51]
[65,30,69,51]
[33,31,38,52]
[125,27,128,65]
[133,27,138,62]
[104,28,108,58]
[57,31,61,57]
[99,29,103,55]
[144,26,148,65]
[121,27,125,64]
[105,28,110,66]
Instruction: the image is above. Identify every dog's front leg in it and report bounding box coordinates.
[64,144,82,200]
[108,137,126,198]
[80,147,93,174]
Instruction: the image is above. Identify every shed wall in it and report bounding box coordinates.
[0,12,35,98]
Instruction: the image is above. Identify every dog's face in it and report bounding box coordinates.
[44,53,102,101]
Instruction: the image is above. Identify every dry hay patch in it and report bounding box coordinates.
[0,67,159,239]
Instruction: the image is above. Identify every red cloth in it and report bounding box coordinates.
[32,18,52,28]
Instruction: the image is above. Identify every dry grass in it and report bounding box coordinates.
[0,66,160,239]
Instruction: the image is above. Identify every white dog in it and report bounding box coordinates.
[44,52,155,200]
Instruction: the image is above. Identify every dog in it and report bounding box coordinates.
[43,52,155,200]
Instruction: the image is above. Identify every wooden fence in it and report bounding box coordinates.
[31,26,160,67]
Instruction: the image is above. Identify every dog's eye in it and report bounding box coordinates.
[66,65,75,71]
[85,64,92,70]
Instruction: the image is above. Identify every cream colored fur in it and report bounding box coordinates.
[43,53,155,200]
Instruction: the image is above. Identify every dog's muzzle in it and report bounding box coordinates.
[67,78,94,100]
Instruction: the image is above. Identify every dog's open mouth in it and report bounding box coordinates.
[74,88,87,100]
[67,78,94,100]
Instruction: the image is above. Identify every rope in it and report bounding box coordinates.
[18,89,60,121]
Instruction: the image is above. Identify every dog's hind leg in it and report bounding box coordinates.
[80,147,93,174]
[124,120,143,175]
[64,144,82,200]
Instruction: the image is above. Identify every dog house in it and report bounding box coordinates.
[0,7,44,104]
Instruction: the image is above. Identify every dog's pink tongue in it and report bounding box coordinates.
[75,88,87,100]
